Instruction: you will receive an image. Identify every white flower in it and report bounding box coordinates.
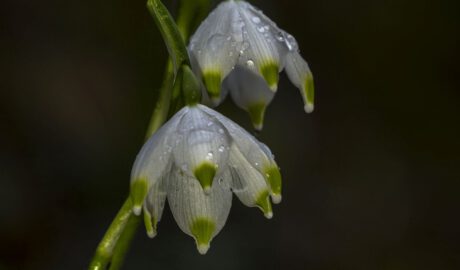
[188,0,314,129]
[130,104,282,254]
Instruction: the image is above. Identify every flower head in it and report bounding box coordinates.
[188,0,314,129]
[130,104,281,254]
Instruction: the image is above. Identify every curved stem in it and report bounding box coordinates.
[109,210,142,270]
[89,199,136,270]
[145,61,174,139]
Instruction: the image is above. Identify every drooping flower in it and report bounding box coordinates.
[130,104,282,254]
[188,0,314,129]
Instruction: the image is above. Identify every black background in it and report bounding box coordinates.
[1,0,459,269]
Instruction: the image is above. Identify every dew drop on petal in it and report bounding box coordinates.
[218,128,225,134]
[246,60,255,68]
[275,32,285,42]
[218,145,225,152]
[206,151,214,160]
[251,16,261,24]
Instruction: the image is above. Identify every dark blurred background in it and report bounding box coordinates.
[1,0,459,269]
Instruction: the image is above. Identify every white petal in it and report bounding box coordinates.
[143,175,168,238]
[285,51,315,113]
[172,106,231,192]
[167,165,232,254]
[228,145,272,218]
[130,107,187,214]
[234,1,283,90]
[188,1,240,100]
[225,66,275,130]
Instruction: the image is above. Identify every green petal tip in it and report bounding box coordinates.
[260,62,279,92]
[190,217,216,255]
[247,102,267,131]
[194,162,217,194]
[143,210,157,238]
[264,166,282,203]
[130,179,149,215]
[256,190,273,219]
[202,71,222,102]
[303,72,314,113]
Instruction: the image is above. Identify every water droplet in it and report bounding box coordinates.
[257,26,266,33]
[254,162,260,167]
[246,60,255,68]
[207,121,214,127]
[226,35,232,41]
[206,151,214,160]
[218,145,225,152]
[207,34,228,52]
[275,32,284,42]
[218,128,225,134]
[285,34,298,51]
[251,16,261,24]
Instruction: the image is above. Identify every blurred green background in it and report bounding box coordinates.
[1,0,459,269]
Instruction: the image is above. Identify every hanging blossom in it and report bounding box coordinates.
[130,104,282,254]
[188,0,314,130]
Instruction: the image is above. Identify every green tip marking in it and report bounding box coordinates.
[194,162,217,192]
[190,217,216,254]
[260,62,279,91]
[304,72,315,113]
[143,210,157,238]
[247,102,267,131]
[255,190,273,218]
[264,166,282,196]
[202,71,222,101]
[130,179,149,215]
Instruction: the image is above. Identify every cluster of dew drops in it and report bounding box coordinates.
[190,4,300,71]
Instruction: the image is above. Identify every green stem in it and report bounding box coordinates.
[147,0,190,74]
[109,210,142,270]
[89,199,136,270]
[145,0,211,139]
[145,61,174,139]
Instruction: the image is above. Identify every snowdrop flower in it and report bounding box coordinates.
[188,0,314,129]
[130,104,282,254]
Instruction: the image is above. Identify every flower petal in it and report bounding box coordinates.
[130,107,187,215]
[228,145,273,218]
[224,66,275,130]
[188,1,240,102]
[172,106,231,193]
[285,51,315,113]
[234,1,282,91]
[167,165,232,254]
[143,173,169,238]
